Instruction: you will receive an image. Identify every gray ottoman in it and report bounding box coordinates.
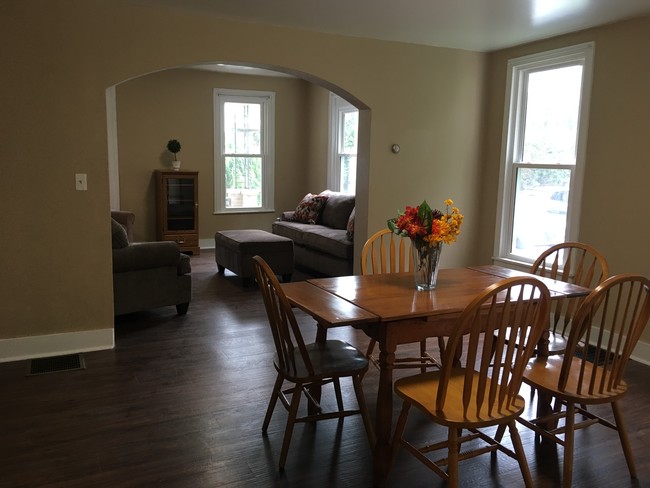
[214,229,294,286]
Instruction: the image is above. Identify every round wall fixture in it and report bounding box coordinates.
[391,144,401,154]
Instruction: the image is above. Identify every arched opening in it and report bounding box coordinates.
[106,61,370,273]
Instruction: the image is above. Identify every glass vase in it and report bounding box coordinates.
[412,240,442,291]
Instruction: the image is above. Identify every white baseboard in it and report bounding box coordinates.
[0,328,114,363]
[631,339,650,366]
[199,238,215,250]
[2,322,648,368]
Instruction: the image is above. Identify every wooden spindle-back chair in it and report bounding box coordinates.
[360,229,443,372]
[518,274,650,487]
[391,276,551,488]
[253,256,375,469]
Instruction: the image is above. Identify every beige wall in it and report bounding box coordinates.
[0,0,485,350]
[481,16,650,346]
[7,2,647,359]
[116,68,314,242]
[305,84,332,192]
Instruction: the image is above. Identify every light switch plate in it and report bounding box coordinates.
[75,173,87,191]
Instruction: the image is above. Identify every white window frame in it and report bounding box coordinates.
[327,93,357,194]
[494,43,594,267]
[213,88,275,214]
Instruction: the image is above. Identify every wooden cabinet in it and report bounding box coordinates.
[155,170,200,255]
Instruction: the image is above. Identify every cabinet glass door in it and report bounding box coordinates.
[166,177,195,231]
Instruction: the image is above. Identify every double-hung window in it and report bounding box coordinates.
[214,89,275,213]
[328,94,358,194]
[495,43,594,264]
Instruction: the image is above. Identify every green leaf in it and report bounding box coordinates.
[418,200,433,231]
[387,218,398,233]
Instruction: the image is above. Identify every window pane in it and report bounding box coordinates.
[341,111,358,153]
[340,155,357,194]
[223,102,261,154]
[511,167,571,259]
[225,156,262,208]
[522,65,582,164]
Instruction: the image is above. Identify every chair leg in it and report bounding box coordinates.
[447,427,459,488]
[562,402,576,488]
[352,374,376,447]
[366,339,377,359]
[437,336,446,358]
[279,382,303,469]
[390,401,411,466]
[262,373,283,434]
[333,377,344,412]
[419,339,427,373]
[494,423,507,442]
[611,400,637,478]
[508,420,533,488]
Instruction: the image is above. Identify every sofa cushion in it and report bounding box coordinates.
[111,218,129,249]
[292,193,329,224]
[272,220,313,246]
[319,190,355,230]
[302,227,353,259]
[272,221,352,260]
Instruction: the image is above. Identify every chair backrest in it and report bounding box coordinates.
[531,242,610,336]
[438,277,551,415]
[361,229,413,275]
[253,255,314,376]
[559,274,650,395]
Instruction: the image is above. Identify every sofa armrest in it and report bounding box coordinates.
[111,210,135,242]
[112,241,184,274]
[280,211,295,221]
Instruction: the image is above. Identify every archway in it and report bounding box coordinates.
[106,62,370,273]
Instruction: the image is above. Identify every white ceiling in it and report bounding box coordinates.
[137,0,650,52]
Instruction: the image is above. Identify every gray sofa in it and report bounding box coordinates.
[272,190,355,276]
[111,211,192,316]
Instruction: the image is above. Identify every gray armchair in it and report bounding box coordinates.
[111,211,191,316]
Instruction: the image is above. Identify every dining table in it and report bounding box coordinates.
[281,264,591,487]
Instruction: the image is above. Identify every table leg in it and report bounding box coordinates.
[373,333,396,487]
[307,321,328,416]
[534,330,553,430]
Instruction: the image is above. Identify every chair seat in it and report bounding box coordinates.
[524,356,628,403]
[275,339,369,381]
[395,369,526,428]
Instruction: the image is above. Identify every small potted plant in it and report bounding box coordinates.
[166,139,181,171]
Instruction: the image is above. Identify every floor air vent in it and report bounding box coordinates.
[28,354,85,376]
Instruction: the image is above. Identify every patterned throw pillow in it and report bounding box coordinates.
[292,193,329,224]
[346,207,355,240]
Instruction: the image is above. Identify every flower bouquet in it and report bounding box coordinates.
[388,199,463,290]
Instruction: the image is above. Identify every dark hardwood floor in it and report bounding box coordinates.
[2,249,649,487]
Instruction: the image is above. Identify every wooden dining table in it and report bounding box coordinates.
[281,264,591,487]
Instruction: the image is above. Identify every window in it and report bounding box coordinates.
[214,89,275,213]
[328,94,358,194]
[495,43,594,265]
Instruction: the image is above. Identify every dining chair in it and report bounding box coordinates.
[391,276,551,488]
[492,242,609,365]
[516,274,650,488]
[252,255,375,469]
[361,229,443,372]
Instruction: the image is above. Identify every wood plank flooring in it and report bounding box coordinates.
[1,249,649,487]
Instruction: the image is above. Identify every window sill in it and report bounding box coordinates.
[213,209,276,215]
[491,256,534,273]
